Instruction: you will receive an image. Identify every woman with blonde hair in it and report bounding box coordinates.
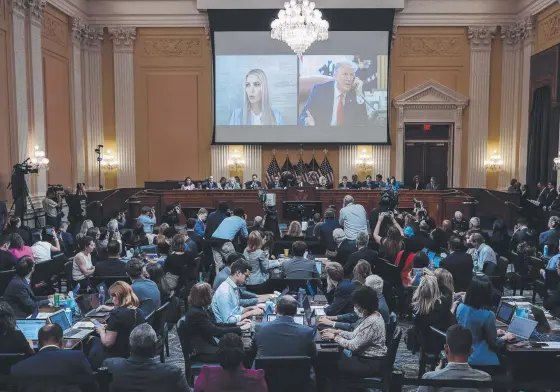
[434,268,455,296]
[282,221,304,241]
[411,269,456,356]
[243,231,281,286]
[229,69,283,126]
[352,259,372,285]
[224,177,241,190]
[76,219,93,240]
[88,280,146,369]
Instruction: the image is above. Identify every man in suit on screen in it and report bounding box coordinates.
[299,61,369,127]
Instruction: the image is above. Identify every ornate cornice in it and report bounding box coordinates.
[82,24,103,48]
[468,26,497,49]
[391,23,398,49]
[26,0,44,25]
[501,16,535,46]
[10,0,26,18]
[109,27,136,51]
[519,15,535,43]
[70,17,84,45]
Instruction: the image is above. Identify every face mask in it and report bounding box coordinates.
[354,307,363,318]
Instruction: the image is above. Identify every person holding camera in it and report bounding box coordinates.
[138,206,157,234]
[161,205,181,226]
[42,188,62,229]
[373,212,405,262]
[65,183,87,234]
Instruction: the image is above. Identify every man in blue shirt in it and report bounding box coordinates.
[194,208,208,237]
[209,207,248,273]
[213,252,264,307]
[126,258,161,317]
[137,206,157,234]
[211,260,264,323]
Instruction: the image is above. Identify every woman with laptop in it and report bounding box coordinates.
[0,301,34,356]
[87,281,145,369]
[243,231,281,287]
[454,274,516,375]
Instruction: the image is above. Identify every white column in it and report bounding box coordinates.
[372,145,391,179]
[339,145,358,183]
[28,0,46,196]
[11,0,29,163]
[467,26,496,188]
[70,18,85,184]
[242,145,262,181]
[453,107,465,187]
[110,27,136,188]
[518,17,534,185]
[498,23,523,190]
[211,145,229,181]
[83,26,104,189]
[395,107,404,180]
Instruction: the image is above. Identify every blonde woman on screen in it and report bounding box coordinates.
[229,69,284,126]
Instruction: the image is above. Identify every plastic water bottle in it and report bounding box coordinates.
[544,244,549,257]
[65,307,72,325]
[99,286,105,306]
[298,288,306,307]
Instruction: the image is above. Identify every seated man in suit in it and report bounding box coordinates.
[299,61,368,127]
[185,218,203,253]
[411,175,424,190]
[281,241,318,279]
[245,174,262,190]
[251,295,316,364]
[126,258,161,317]
[373,174,386,189]
[292,175,308,188]
[94,240,126,276]
[440,236,474,292]
[202,176,219,190]
[425,176,441,190]
[324,262,357,316]
[338,176,351,190]
[349,174,361,189]
[268,174,284,189]
[361,175,375,189]
[104,323,191,392]
[4,256,50,318]
[345,231,378,278]
[331,228,358,267]
[11,323,94,392]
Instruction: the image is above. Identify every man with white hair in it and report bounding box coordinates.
[339,195,368,241]
[467,217,489,242]
[451,211,468,232]
[330,228,358,266]
[104,324,191,392]
[299,60,368,126]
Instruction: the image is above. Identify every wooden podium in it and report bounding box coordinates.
[286,186,317,201]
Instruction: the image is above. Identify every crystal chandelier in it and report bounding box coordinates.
[484,150,504,173]
[101,150,119,171]
[355,149,373,170]
[554,152,560,171]
[228,148,246,170]
[31,145,49,170]
[271,0,329,56]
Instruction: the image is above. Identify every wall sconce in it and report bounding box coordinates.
[101,150,119,171]
[31,145,49,170]
[484,150,504,173]
[355,148,373,170]
[553,152,560,171]
[227,148,246,170]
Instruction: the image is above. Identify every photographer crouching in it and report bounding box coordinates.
[42,186,63,229]
[64,183,87,236]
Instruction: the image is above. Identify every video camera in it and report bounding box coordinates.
[48,184,64,192]
[413,198,428,221]
[12,159,38,175]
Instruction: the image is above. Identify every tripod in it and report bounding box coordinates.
[95,145,104,191]
[9,177,40,228]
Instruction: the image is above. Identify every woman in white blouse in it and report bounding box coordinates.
[181,177,195,190]
[31,230,60,262]
[321,286,387,380]
[72,235,96,282]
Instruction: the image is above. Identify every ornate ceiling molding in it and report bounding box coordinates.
[109,26,136,51]
[393,79,469,110]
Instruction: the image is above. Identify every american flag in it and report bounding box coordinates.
[296,156,309,181]
[281,155,296,177]
[265,154,281,187]
[319,155,335,185]
[308,155,320,174]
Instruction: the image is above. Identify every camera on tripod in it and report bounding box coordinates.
[48,184,64,193]
[13,160,38,175]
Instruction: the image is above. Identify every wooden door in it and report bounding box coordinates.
[404,143,449,189]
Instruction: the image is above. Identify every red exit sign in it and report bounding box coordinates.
[423,124,432,131]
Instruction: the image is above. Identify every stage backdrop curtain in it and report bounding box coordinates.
[527,86,554,188]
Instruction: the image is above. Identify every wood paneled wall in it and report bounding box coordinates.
[42,4,73,187]
[0,0,14,201]
[390,27,471,185]
[133,27,212,185]
[535,3,560,55]
[261,146,339,182]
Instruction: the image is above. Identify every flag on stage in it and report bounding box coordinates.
[265,154,281,187]
[296,156,308,181]
[319,155,334,185]
[281,155,296,177]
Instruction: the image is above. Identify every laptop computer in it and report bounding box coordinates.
[496,301,516,327]
[507,316,538,341]
[266,314,304,325]
[75,294,110,318]
[531,306,551,333]
[16,319,47,341]
[48,310,94,339]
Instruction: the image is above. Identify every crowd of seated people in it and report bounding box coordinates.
[4,184,560,392]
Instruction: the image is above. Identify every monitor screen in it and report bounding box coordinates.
[213,31,389,144]
[497,302,515,323]
[49,311,71,331]
[16,319,47,340]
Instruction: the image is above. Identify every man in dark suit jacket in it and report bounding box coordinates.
[440,236,474,292]
[202,176,219,190]
[204,202,229,239]
[94,240,126,276]
[536,182,549,206]
[251,295,316,360]
[338,176,351,190]
[281,242,318,279]
[299,61,368,127]
[361,175,375,189]
[4,257,50,318]
[425,177,441,190]
[345,232,378,278]
[412,175,424,190]
[186,218,203,252]
[324,262,357,316]
[245,174,262,190]
[510,217,536,251]
[268,175,284,190]
[317,209,342,253]
[331,229,357,267]
[0,236,16,271]
[545,182,558,208]
[104,324,191,392]
[11,324,94,392]
[292,175,309,188]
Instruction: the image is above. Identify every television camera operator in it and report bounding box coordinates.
[42,186,63,229]
[258,190,280,240]
[64,183,87,234]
